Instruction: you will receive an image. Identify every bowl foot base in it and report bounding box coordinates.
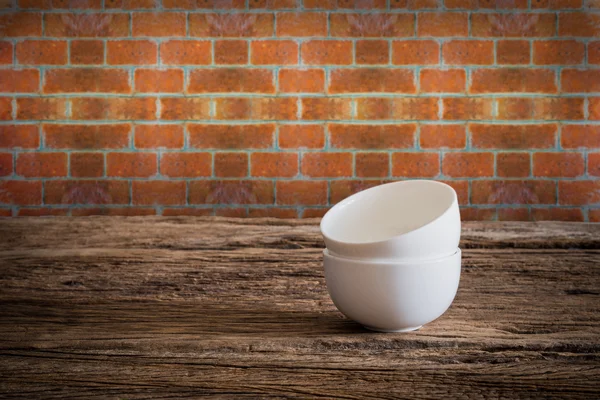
[363,325,422,333]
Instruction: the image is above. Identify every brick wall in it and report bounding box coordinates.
[0,0,599,220]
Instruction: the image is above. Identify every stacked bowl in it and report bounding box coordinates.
[320,180,462,332]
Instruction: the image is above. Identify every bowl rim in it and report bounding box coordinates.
[320,180,458,247]
[323,247,461,265]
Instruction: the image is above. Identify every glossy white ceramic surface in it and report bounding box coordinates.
[323,248,461,332]
[320,180,460,261]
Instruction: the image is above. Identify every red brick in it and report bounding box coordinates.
[0,69,39,93]
[135,69,184,93]
[251,40,298,65]
[160,40,211,65]
[16,152,67,177]
[591,209,600,222]
[497,152,530,178]
[0,125,39,149]
[392,40,439,65]
[133,181,186,205]
[279,124,324,149]
[420,69,466,93]
[0,181,41,205]
[356,152,389,177]
[16,98,66,120]
[442,152,494,177]
[460,207,496,221]
[471,13,556,37]
[188,68,274,93]
[107,40,157,65]
[189,124,274,149]
[303,0,336,8]
[443,40,494,65]
[302,208,329,218]
[107,152,157,177]
[70,40,104,64]
[405,0,442,8]
[105,0,159,9]
[480,0,528,8]
[533,40,585,65]
[72,98,157,120]
[533,152,584,177]
[189,13,274,37]
[301,152,352,177]
[418,12,468,37]
[189,180,274,204]
[356,40,389,64]
[420,125,466,149]
[0,97,10,121]
[45,180,129,204]
[329,69,416,93]
[276,180,327,205]
[251,0,300,9]
[589,41,600,65]
[0,13,42,37]
[392,152,439,177]
[471,124,556,149]
[330,13,414,37]
[439,180,468,205]
[44,124,130,149]
[301,98,352,120]
[330,179,388,204]
[472,180,556,204]
[442,98,494,120]
[44,68,130,94]
[16,40,67,65]
[215,98,297,120]
[531,0,582,8]
[498,208,530,221]
[0,42,12,64]
[251,152,298,177]
[330,124,415,149]
[135,125,184,149]
[0,153,12,176]
[558,12,600,37]
[214,40,247,65]
[249,208,298,218]
[51,0,102,8]
[162,208,212,216]
[160,153,212,177]
[279,69,324,93]
[355,98,393,119]
[45,13,129,37]
[160,98,210,120]
[561,70,600,93]
[531,208,584,222]
[562,125,600,148]
[470,69,557,94]
[356,98,438,120]
[132,12,186,37]
[589,153,600,177]
[496,97,584,120]
[302,40,353,65]
[559,181,600,205]
[276,12,327,36]
[497,40,530,64]
[192,0,245,8]
[216,208,247,217]
[336,0,387,8]
[70,152,104,177]
[18,208,69,217]
[214,152,248,177]
[72,207,156,216]
[591,98,600,120]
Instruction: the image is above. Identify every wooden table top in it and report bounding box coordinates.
[0,217,599,399]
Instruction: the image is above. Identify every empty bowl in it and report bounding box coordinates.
[320,180,460,261]
[323,248,461,332]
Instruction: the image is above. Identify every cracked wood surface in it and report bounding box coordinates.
[0,217,599,399]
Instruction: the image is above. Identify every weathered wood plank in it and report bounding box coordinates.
[0,217,599,399]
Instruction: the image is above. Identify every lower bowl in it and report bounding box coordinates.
[323,248,461,332]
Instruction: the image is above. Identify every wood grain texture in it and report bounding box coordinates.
[0,217,599,399]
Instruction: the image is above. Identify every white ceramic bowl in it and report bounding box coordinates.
[323,248,461,332]
[320,180,460,261]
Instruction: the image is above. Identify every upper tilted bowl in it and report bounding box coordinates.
[320,180,460,261]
